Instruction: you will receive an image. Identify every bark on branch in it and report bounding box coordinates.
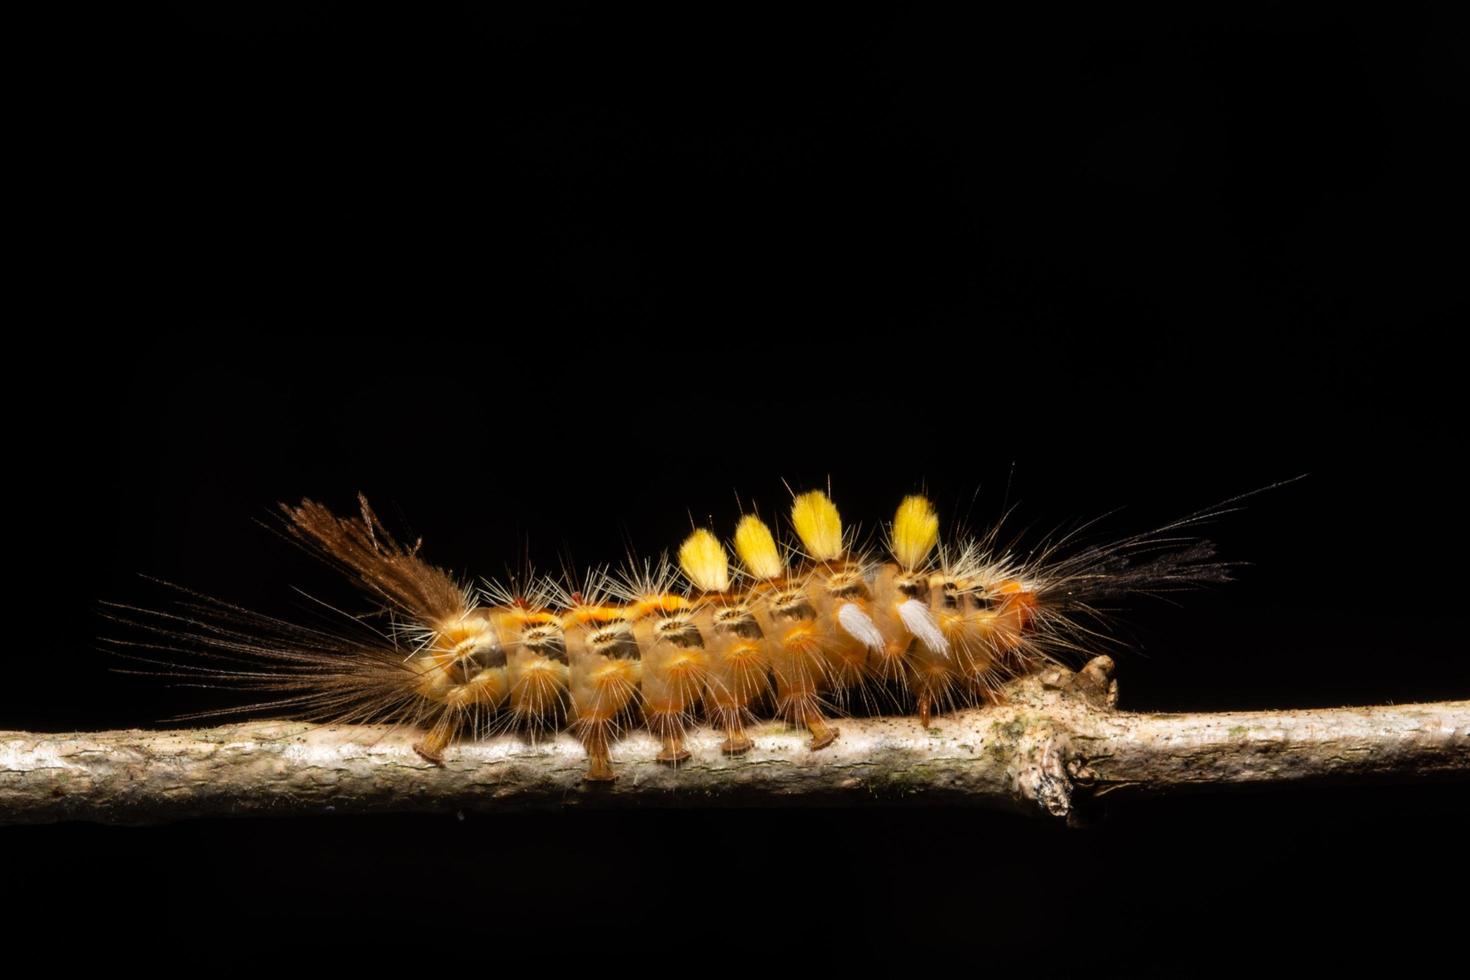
[4,658,1465,826]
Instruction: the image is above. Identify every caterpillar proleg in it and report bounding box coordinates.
[105,485,1247,782]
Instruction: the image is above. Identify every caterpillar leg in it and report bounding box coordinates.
[574,718,618,782]
[911,663,962,726]
[768,619,839,750]
[907,625,960,727]
[408,645,509,764]
[646,709,692,765]
[570,665,638,779]
[567,644,641,782]
[413,709,457,765]
[708,703,754,756]
[785,691,839,750]
[704,630,771,756]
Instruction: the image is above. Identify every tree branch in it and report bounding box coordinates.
[4,658,1465,826]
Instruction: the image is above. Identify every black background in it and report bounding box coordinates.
[10,3,1467,965]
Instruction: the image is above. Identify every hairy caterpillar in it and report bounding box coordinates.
[105,485,1242,782]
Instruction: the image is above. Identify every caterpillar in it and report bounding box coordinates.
[105,484,1241,782]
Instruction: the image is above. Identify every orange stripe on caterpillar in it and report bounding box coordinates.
[114,484,1242,781]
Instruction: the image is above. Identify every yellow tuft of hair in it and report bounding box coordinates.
[678,528,730,593]
[790,490,844,562]
[733,515,784,580]
[892,495,940,570]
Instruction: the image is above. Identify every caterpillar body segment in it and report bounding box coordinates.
[700,599,771,756]
[756,576,841,751]
[633,608,709,765]
[407,609,510,763]
[729,514,836,746]
[562,589,642,782]
[678,534,771,756]
[122,485,1239,782]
